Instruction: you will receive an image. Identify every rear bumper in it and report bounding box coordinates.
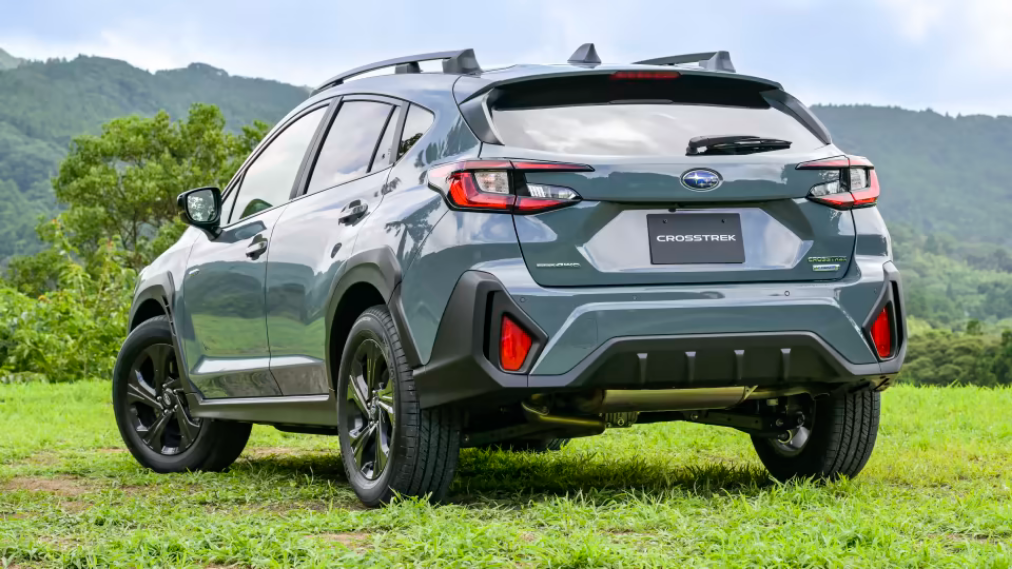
[412,261,904,409]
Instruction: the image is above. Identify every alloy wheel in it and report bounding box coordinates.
[345,337,396,480]
[125,343,202,455]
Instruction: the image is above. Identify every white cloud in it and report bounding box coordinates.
[880,0,1012,70]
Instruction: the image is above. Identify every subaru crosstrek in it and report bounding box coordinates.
[113,46,905,507]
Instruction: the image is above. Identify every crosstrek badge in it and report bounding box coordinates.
[647,213,745,264]
[656,234,737,242]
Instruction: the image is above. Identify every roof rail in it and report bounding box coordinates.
[567,43,602,67]
[312,49,481,95]
[634,51,736,73]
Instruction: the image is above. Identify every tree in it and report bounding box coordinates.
[51,103,269,269]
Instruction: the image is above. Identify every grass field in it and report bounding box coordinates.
[1,383,1011,568]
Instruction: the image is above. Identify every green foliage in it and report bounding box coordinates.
[0,53,306,260]
[899,329,1012,386]
[3,383,1012,565]
[53,103,268,269]
[0,104,267,383]
[0,222,134,383]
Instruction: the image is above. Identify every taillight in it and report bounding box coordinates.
[798,155,880,210]
[500,315,532,371]
[427,160,590,214]
[869,307,892,359]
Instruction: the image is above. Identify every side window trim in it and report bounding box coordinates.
[295,94,406,198]
[292,97,343,200]
[366,105,398,173]
[221,100,335,227]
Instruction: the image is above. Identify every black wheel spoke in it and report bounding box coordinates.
[375,422,389,474]
[173,402,199,448]
[350,422,376,472]
[348,373,370,415]
[125,341,202,456]
[142,410,171,447]
[126,372,160,410]
[344,337,396,481]
[365,341,381,391]
[376,381,395,427]
[147,344,174,392]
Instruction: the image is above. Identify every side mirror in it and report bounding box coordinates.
[177,187,222,237]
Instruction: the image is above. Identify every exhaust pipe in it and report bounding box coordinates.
[573,387,754,414]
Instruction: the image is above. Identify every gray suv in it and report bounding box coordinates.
[113,46,905,507]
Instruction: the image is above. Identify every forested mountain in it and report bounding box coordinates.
[0,51,308,258]
[0,48,23,70]
[1,49,1011,332]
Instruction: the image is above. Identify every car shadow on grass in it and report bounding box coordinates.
[232,447,772,506]
[450,448,771,501]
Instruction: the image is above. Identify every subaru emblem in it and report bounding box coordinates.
[681,169,722,191]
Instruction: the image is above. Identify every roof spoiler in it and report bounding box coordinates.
[635,51,736,73]
[312,49,481,95]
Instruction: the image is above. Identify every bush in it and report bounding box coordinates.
[0,224,133,383]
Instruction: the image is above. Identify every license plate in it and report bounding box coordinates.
[647,213,745,264]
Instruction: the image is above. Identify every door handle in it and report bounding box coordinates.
[339,200,369,224]
[246,238,268,259]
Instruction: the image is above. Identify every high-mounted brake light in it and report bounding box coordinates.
[869,306,893,359]
[500,316,532,371]
[610,71,681,80]
[798,155,880,210]
[427,160,591,214]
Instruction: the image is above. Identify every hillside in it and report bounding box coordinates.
[1,51,1011,330]
[0,48,22,70]
[0,51,309,258]
[812,105,1012,246]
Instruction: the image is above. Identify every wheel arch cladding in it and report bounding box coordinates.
[129,281,173,331]
[325,248,422,385]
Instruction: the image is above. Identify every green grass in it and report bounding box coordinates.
[1,383,1011,567]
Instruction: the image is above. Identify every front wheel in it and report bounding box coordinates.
[337,306,461,507]
[752,390,880,482]
[113,316,251,473]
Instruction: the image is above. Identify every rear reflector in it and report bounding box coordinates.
[870,307,892,359]
[500,316,532,371]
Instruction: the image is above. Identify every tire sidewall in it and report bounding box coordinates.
[336,311,405,505]
[113,317,215,472]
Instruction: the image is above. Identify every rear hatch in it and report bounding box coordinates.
[479,71,856,287]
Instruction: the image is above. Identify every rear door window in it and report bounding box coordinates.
[307,101,393,194]
[230,107,326,223]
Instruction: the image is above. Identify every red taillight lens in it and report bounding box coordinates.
[500,316,532,371]
[447,172,514,210]
[870,307,892,359]
[799,155,879,210]
[427,160,589,214]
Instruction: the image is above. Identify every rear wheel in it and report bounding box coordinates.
[752,390,880,482]
[113,316,251,473]
[337,306,461,507]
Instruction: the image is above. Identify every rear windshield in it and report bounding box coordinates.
[489,74,825,156]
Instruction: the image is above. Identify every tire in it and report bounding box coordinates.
[484,438,570,453]
[336,306,461,507]
[113,316,252,473]
[752,390,880,482]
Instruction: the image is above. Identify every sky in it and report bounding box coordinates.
[2,0,1011,116]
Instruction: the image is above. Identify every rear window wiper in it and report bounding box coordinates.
[687,135,792,156]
